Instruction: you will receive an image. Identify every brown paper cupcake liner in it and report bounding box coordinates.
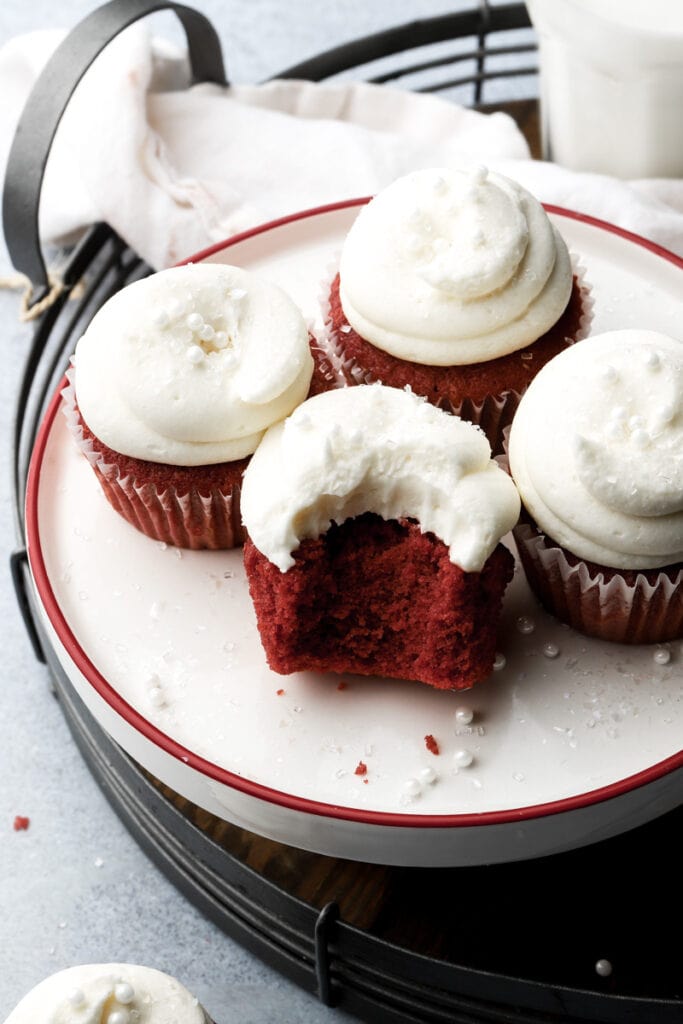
[316,254,593,453]
[513,519,683,645]
[61,368,245,549]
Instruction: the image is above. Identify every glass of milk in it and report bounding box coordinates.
[526,0,683,178]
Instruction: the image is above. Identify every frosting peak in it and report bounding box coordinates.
[74,264,313,466]
[338,166,572,366]
[241,384,520,573]
[508,330,683,569]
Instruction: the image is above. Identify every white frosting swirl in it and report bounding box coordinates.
[338,166,573,365]
[508,330,683,569]
[241,384,520,573]
[74,264,313,465]
[4,964,209,1024]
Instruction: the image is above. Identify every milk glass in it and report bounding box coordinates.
[526,0,683,178]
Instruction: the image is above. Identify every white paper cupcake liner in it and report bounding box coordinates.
[61,368,245,549]
[513,520,683,644]
[317,254,593,453]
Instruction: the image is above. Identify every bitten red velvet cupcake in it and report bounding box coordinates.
[321,166,589,452]
[508,329,683,644]
[241,384,520,691]
[63,263,315,548]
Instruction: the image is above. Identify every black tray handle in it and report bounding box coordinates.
[2,0,227,305]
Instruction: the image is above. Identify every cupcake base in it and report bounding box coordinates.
[514,518,683,645]
[321,271,590,453]
[244,513,515,691]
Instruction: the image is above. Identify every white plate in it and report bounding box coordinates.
[26,202,683,867]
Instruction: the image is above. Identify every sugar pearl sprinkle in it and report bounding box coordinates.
[455,706,474,726]
[516,615,536,635]
[542,642,560,659]
[402,778,422,799]
[595,959,613,978]
[115,983,135,1005]
[419,766,438,785]
[493,653,506,671]
[453,749,474,769]
[654,648,671,666]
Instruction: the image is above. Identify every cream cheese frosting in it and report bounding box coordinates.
[241,384,520,572]
[508,330,683,569]
[4,963,210,1024]
[74,264,313,466]
[338,166,573,366]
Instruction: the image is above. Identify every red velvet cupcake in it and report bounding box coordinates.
[241,385,520,690]
[320,166,590,452]
[508,329,683,644]
[63,263,317,549]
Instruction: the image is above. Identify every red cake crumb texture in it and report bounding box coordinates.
[337,682,348,691]
[244,512,514,691]
[276,688,285,696]
[425,735,440,755]
[13,815,30,831]
[354,761,368,776]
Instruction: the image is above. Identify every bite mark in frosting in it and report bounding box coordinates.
[240,384,520,573]
[338,166,573,366]
[508,330,683,569]
[74,264,313,466]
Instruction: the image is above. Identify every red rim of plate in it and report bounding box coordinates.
[25,201,683,830]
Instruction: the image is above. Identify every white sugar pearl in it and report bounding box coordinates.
[595,959,613,978]
[453,749,473,769]
[419,766,437,785]
[628,415,644,431]
[455,707,474,726]
[115,983,135,1005]
[199,323,215,342]
[492,653,506,671]
[402,778,422,798]
[543,643,560,659]
[654,648,671,666]
[610,406,627,423]
[152,310,169,328]
[516,615,535,635]
[631,429,650,448]
[186,312,203,331]
[107,1011,130,1024]
[186,346,204,365]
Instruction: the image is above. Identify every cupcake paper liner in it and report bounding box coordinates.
[513,520,683,645]
[61,368,245,549]
[316,253,593,454]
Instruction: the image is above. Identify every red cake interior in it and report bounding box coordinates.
[244,513,514,691]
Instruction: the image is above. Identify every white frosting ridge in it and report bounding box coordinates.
[4,963,209,1024]
[241,384,520,573]
[508,330,683,570]
[338,166,573,365]
[74,264,313,466]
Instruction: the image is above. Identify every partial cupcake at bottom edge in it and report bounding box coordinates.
[320,165,591,453]
[4,963,213,1023]
[63,262,321,549]
[241,384,520,691]
[507,329,683,644]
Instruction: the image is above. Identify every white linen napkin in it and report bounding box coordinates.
[1,23,682,272]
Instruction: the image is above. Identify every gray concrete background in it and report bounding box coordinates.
[0,3,519,1021]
